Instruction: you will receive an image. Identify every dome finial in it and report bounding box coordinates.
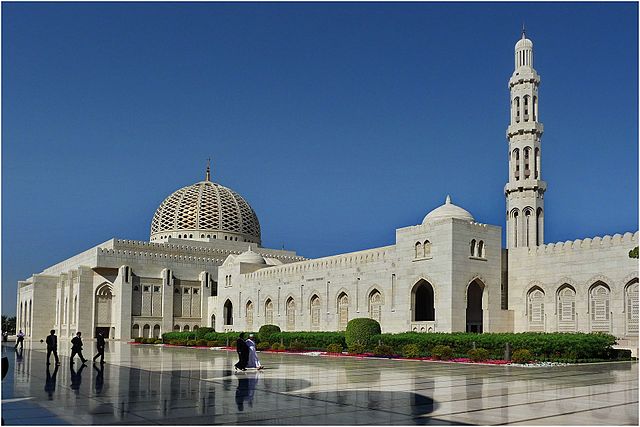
[445,194,451,204]
[522,22,526,39]
[205,158,211,181]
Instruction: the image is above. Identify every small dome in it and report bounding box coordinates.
[236,247,266,264]
[422,195,474,224]
[515,37,533,50]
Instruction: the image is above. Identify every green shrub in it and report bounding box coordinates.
[195,327,215,339]
[373,344,395,357]
[512,349,533,363]
[256,342,271,351]
[271,342,285,351]
[348,343,366,354]
[154,339,163,344]
[259,325,281,342]
[402,344,421,358]
[288,340,305,351]
[206,340,217,347]
[143,338,156,344]
[468,348,490,362]
[196,339,207,346]
[345,318,381,348]
[269,332,345,350]
[134,337,144,343]
[326,343,343,353]
[431,345,453,360]
[186,340,198,346]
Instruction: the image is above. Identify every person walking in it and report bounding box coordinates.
[92,332,105,364]
[14,330,25,349]
[245,334,263,370]
[45,330,60,365]
[234,333,248,372]
[70,332,87,365]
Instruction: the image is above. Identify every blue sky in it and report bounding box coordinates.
[2,2,638,315]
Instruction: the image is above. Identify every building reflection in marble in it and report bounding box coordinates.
[1,341,637,425]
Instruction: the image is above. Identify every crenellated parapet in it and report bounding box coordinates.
[525,231,638,256]
[97,247,225,264]
[246,245,395,279]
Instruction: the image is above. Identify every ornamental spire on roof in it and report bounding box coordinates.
[205,158,211,181]
[446,194,451,204]
[522,22,526,38]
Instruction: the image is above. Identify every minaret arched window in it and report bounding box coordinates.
[470,239,476,256]
[524,147,531,178]
[512,149,520,180]
[512,209,519,248]
[477,240,484,258]
[415,242,422,259]
[523,96,529,122]
[524,209,532,246]
[514,97,520,123]
[534,148,540,179]
[423,240,431,257]
[532,96,537,121]
[536,208,543,246]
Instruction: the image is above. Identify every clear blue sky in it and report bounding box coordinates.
[2,2,638,315]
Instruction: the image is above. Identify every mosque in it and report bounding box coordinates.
[16,32,639,351]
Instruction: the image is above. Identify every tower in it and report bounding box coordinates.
[505,29,546,249]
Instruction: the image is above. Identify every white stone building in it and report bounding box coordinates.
[16,32,638,350]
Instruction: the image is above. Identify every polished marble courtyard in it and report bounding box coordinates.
[0,341,637,425]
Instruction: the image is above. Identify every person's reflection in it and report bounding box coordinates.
[15,347,23,364]
[235,371,259,411]
[70,362,86,395]
[93,362,104,394]
[44,364,59,400]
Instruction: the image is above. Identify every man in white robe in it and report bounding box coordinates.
[245,334,263,370]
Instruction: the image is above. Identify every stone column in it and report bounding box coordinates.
[115,265,132,340]
[161,268,174,336]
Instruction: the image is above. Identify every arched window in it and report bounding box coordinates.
[369,290,382,323]
[590,282,611,332]
[477,240,484,258]
[524,209,532,247]
[132,324,140,338]
[265,299,274,325]
[512,149,520,180]
[143,324,150,338]
[412,280,435,322]
[246,301,254,330]
[210,314,216,330]
[527,287,545,331]
[310,295,321,331]
[95,284,113,326]
[415,242,422,258]
[286,297,296,331]
[223,300,233,326]
[183,325,190,331]
[534,147,540,179]
[423,240,431,257]
[173,325,180,331]
[515,97,520,123]
[153,324,161,338]
[337,293,349,330]
[536,208,543,246]
[523,95,529,122]
[625,279,639,335]
[532,96,537,121]
[470,239,476,257]
[512,209,519,248]
[524,147,531,178]
[193,325,199,330]
[557,285,576,331]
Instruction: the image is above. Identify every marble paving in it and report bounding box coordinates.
[1,341,637,425]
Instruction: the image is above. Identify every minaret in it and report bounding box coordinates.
[505,28,546,249]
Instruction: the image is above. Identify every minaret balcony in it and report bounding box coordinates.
[504,179,547,195]
[507,122,544,138]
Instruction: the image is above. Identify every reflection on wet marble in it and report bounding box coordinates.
[1,341,637,425]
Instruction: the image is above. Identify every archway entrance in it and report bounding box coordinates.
[223,300,233,326]
[412,280,435,321]
[466,280,484,333]
[95,284,114,338]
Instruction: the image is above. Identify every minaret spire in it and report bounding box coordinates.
[205,158,211,181]
[522,22,526,38]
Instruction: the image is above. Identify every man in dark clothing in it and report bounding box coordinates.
[14,330,24,349]
[69,362,85,395]
[234,333,248,371]
[70,332,87,364]
[46,330,60,366]
[92,332,105,364]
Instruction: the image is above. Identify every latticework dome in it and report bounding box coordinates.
[150,172,261,244]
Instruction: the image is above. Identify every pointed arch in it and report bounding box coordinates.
[411,280,435,322]
[310,294,321,331]
[423,240,431,257]
[245,300,254,330]
[590,281,611,333]
[466,279,485,333]
[625,278,639,335]
[415,241,422,259]
[337,292,349,330]
[264,298,274,325]
[526,286,545,331]
[470,239,476,257]
[223,299,233,326]
[556,284,576,331]
[368,289,382,323]
[286,297,296,331]
[132,324,140,338]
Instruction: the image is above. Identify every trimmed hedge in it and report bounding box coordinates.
[269,332,345,350]
[373,332,618,361]
[345,318,381,348]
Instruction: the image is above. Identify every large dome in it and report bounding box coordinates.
[150,172,261,244]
